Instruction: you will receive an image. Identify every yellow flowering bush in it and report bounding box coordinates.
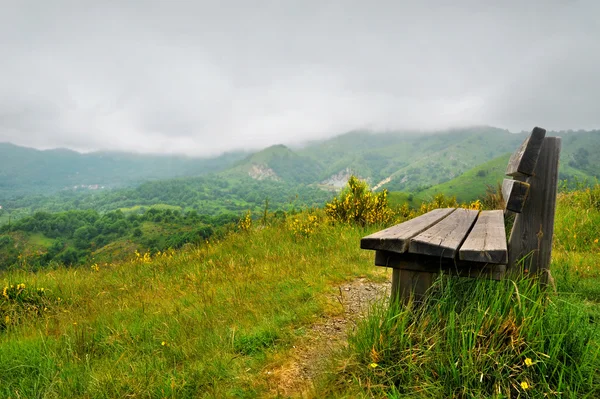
[463,199,482,211]
[417,193,460,215]
[238,211,252,232]
[134,250,153,264]
[325,176,394,226]
[287,212,320,237]
[1,282,51,330]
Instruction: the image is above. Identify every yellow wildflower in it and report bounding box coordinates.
[524,358,533,367]
[4,315,9,324]
[2,286,7,298]
[369,363,378,369]
[520,381,529,390]
[595,239,599,243]
[161,341,168,346]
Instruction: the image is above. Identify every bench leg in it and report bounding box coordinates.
[391,269,435,305]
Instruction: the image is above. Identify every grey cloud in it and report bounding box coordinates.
[0,0,598,155]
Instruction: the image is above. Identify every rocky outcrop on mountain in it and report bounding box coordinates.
[248,164,280,181]
[321,168,357,189]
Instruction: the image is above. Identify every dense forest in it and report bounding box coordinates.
[0,207,246,270]
[1,175,331,216]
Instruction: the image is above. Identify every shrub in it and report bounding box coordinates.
[418,193,459,214]
[238,211,252,232]
[325,176,394,226]
[481,182,505,210]
[287,211,320,237]
[1,283,52,331]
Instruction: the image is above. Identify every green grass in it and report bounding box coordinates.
[387,191,428,208]
[0,214,386,398]
[27,233,56,248]
[322,277,599,398]
[1,184,600,397]
[416,153,511,203]
[319,184,600,398]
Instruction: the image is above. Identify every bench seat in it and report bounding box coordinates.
[361,208,508,279]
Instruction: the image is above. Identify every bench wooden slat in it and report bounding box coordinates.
[408,208,479,258]
[360,208,456,253]
[376,251,506,280]
[459,210,507,264]
[506,127,546,177]
[502,178,530,213]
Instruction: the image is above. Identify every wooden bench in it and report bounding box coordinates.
[360,127,561,302]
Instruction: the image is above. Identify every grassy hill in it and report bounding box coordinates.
[223,144,322,184]
[0,184,599,397]
[389,145,599,207]
[0,143,247,199]
[416,153,512,203]
[559,130,600,184]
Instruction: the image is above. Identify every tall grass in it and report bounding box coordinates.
[320,183,600,398]
[1,182,599,398]
[323,276,599,398]
[0,213,385,398]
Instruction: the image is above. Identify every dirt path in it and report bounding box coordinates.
[266,277,391,398]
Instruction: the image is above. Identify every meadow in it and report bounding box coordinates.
[0,180,599,398]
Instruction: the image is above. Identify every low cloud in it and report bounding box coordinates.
[0,1,598,155]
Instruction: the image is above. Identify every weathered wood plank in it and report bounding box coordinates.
[508,137,561,280]
[360,208,456,253]
[459,210,507,264]
[377,251,506,280]
[408,208,479,258]
[502,179,530,213]
[506,127,546,177]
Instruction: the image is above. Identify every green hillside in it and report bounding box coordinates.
[298,126,524,190]
[0,143,247,199]
[0,184,599,397]
[224,144,322,184]
[0,175,332,225]
[417,153,512,202]
[2,128,599,219]
[0,207,228,270]
[559,130,600,183]
[393,138,599,205]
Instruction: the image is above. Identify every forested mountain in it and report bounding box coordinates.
[295,127,600,192]
[0,143,247,198]
[1,127,598,209]
[222,144,323,184]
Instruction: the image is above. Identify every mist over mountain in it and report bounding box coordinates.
[1,127,598,205]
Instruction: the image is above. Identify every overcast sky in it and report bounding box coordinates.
[0,1,598,156]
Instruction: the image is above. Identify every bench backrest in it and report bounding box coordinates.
[502,127,561,279]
